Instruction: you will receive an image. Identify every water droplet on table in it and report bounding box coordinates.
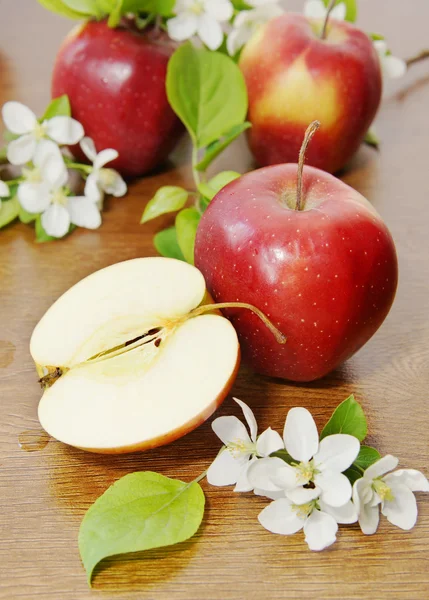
[18,429,50,452]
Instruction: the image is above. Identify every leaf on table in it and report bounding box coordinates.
[0,197,19,228]
[41,95,71,121]
[79,471,205,585]
[19,206,38,224]
[35,215,56,243]
[320,395,368,442]
[196,122,251,172]
[176,207,201,265]
[154,226,185,261]
[141,186,189,224]
[343,446,381,484]
[166,43,248,149]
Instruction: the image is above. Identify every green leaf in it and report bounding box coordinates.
[320,395,368,441]
[196,122,251,171]
[231,0,252,9]
[364,128,380,149]
[175,208,201,265]
[269,449,294,464]
[369,32,385,42]
[0,146,7,162]
[166,43,248,149]
[322,0,357,22]
[37,0,91,19]
[0,197,19,228]
[19,206,38,224]
[35,216,56,243]
[41,95,71,121]
[140,0,175,15]
[198,171,240,201]
[79,472,205,585]
[354,445,381,470]
[154,226,185,261]
[343,464,362,485]
[62,0,103,17]
[141,186,188,224]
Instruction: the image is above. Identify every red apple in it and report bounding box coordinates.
[194,131,398,382]
[239,13,382,173]
[52,20,183,177]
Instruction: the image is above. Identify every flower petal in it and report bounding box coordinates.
[46,116,84,145]
[68,196,102,230]
[258,498,305,535]
[84,173,103,204]
[272,463,301,489]
[233,397,257,442]
[383,55,407,79]
[365,455,399,480]
[254,488,286,501]
[94,148,119,170]
[7,134,37,165]
[314,434,360,473]
[206,447,248,486]
[286,486,320,505]
[319,499,358,524]
[247,457,286,492]
[0,180,10,197]
[205,0,234,22]
[17,182,51,213]
[303,0,326,19]
[2,101,37,134]
[167,13,198,41]
[36,146,68,190]
[256,427,284,457]
[41,203,70,238]
[227,26,251,56]
[211,415,252,447]
[315,470,352,507]
[80,136,97,162]
[100,169,127,197]
[197,14,224,51]
[358,502,380,535]
[384,469,429,493]
[234,455,258,492]
[283,407,319,463]
[303,510,338,551]
[381,483,418,530]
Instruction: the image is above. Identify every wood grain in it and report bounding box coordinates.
[1,1,429,598]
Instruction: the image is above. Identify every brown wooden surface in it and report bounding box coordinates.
[1,1,429,598]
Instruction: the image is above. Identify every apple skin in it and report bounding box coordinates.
[52,20,183,177]
[194,164,398,382]
[239,13,382,173]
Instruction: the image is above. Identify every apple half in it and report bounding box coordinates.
[31,258,240,454]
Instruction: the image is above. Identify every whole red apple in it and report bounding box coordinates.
[194,129,397,382]
[239,13,382,173]
[52,20,183,177]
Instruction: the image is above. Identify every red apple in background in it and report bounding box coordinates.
[194,123,398,382]
[239,12,382,173]
[52,20,183,177]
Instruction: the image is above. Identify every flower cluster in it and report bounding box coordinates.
[0,100,126,240]
[208,398,428,551]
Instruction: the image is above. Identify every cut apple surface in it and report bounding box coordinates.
[32,258,240,454]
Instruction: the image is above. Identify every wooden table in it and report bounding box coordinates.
[1,1,429,598]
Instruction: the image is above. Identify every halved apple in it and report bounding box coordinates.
[31,257,240,454]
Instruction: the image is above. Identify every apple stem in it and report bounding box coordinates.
[321,0,338,40]
[190,302,287,345]
[295,120,320,211]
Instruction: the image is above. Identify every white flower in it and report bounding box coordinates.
[248,407,359,551]
[227,3,284,56]
[353,455,429,534]
[373,40,407,79]
[2,101,84,166]
[168,0,233,51]
[17,140,101,238]
[207,397,284,492]
[0,179,10,209]
[80,137,127,205]
[304,0,346,21]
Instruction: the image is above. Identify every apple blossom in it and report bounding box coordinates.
[0,180,10,209]
[304,0,346,22]
[2,101,84,166]
[353,455,429,534]
[227,3,284,56]
[373,40,407,79]
[207,397,283,492]
[80,137,127,205]
[168,0,233,50]
[17,140,101,238]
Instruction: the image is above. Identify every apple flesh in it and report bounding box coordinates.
[239,13,382,173]
[52,20,183,177]
[194,164,398,382]
[31,258,240,453]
